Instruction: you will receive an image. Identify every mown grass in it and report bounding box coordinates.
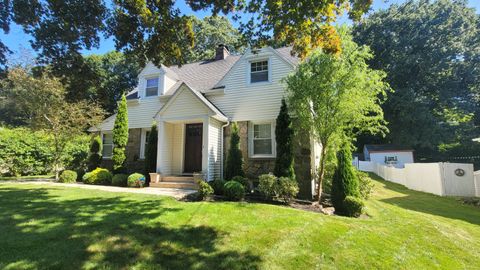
[0,175,54,181]
[0,174,479,269]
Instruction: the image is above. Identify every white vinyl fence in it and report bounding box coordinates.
[358,161,479,197]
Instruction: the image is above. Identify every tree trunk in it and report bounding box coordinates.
[316,144,328,204]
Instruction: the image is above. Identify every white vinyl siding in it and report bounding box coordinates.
[102,133,113,158]
[158,122,174,175]
[208,118,222,181]
[208,48,294,122]
[248,121,276,158]
[171,124,184,174]
[145,78,159,97]
[159,85,209,120]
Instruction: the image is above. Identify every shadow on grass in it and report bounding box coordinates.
[369,173,480,226]
[0,187,261,269]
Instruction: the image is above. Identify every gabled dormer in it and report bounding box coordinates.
[137,62,179,98]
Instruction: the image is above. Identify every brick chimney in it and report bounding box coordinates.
[215,44,230,60]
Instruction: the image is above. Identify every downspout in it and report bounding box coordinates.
[220,118,231,180]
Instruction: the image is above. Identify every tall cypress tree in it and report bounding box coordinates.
[144,123,158,174]
[112,93,129,173]
[225,122,245,179]
[274,98,295,179]
[331,144,360,214]
[87,135,102,171]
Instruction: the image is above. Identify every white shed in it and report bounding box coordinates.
[363,144,414,168]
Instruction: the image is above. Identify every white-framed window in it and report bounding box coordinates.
[249,121,275,158]
[145,77,159,97]
[140,128,152,159]
[102,132,113,158]
[250,60,269,83]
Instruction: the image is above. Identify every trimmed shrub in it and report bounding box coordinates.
[87,135,102,171]
[274,98,295,179]
[223,180,245,201]
[209,179,226,195]
[357,171,374,200]
[331,145,360,215]
[343,196,364,217]
[197,180,214,200]
[112,94,129,173]
[128,173,146,188]
[59,170,77,183]
[112,174,128,187]
[258,174,276,198]
[231,175,250,192]
[225,122,245,179]
[83,168,112,185]
[275,177,299,203]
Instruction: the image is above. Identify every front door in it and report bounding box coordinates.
[184,123,203,173]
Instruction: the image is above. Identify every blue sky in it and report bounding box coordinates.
[1,0,479,58]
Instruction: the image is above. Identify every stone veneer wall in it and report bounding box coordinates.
[224,121,314,199]
[101,128,145,173]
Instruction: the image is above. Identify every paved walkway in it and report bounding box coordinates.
[0,180,196,199]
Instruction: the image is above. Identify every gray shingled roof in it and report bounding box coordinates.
[126,47,298,99]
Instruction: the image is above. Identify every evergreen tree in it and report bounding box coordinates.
[87,135,102,171]
[331,144,360,214]
[144,123,158,175]
[274,99,295,179]
[225,122,245,179]
[112,93,128,172]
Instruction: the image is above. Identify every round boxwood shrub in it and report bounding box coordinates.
[59,170,77,183]
[275,177,299,204]
[128,173,146,188]
[112,174,128,187]
[231,176,250,192]
[343,196,364,217]
[223,180,245,201]
[83,168,112,185]
[197,180,214,200]
[258,174,276,199]
[209,179,226,195]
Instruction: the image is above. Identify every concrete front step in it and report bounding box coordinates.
[162,176,194,183]
[150,181,198,189]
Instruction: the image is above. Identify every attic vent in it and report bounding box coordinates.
[215,44,230,60]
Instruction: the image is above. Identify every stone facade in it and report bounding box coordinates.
[101,128,145,173]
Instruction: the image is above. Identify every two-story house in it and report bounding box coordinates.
[92,45,320,198]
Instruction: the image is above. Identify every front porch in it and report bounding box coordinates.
[153,83,228,184]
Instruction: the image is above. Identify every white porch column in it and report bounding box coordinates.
[202,116,210,179]
[156,119,165,174]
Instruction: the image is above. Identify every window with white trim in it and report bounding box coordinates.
[145,77,159,97]
[102,133,113,158]
[140,129,151,159]
[249,122,275,157]
[250,60,269,83]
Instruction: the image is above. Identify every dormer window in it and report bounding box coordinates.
[145,77,159,97]
[250,60,269,83]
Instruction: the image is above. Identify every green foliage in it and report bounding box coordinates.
[286,27,390,202]
[58,170,77,183]
[331,145,361,215]
[83,168,112,185]
[357,171,374,200]
[88,135,102,171]
[127,173,146,188]
[225,122,245,180]
[275,177,299,204]
[353,0,480,153]
[197,181,214,200]
[223,181,245,201]
[112,174,128,187]
[209,179,226,195]
[144,123,158,175]
[274,99,295,179]
[63,135,90,172]
[112,94,128,173]
[258,174,277,199]
[231,176,250,193]
[343,196,364,218]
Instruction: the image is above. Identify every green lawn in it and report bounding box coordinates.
[0,175,54,181]
[0,175,479,270]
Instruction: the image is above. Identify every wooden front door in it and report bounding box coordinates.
[184,123,203,173]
